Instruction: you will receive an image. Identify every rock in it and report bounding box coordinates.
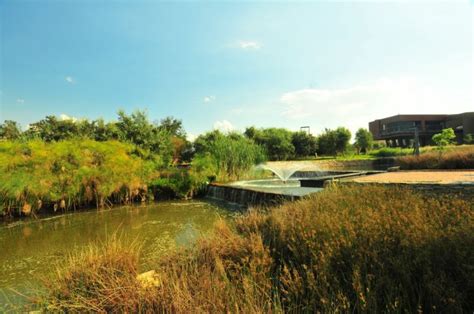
[22,202,32,215]
[136,270,160,288]
[387,166,400,172]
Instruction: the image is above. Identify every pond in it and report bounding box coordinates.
[0,200,236,311]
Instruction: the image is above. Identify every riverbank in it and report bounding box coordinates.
[0,199,234,312]
[36,185,473,312]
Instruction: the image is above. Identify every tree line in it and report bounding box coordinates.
[0,111,376,162]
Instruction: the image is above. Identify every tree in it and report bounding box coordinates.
[463,133,473,144]
[158,116,186,139]
[252,128,295,161]
[432,128,456,149]
[317,127,351,156]
[291,131,317,157]
[193,130,224,155]
[354,128,374,154]
[25,116,78,141]
[334,127,351,154]
[0,120,22,140]
[244,126,257,140]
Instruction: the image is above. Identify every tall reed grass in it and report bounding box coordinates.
[0,139,155,216]
[398,145,474,169]
[38,185,474,312]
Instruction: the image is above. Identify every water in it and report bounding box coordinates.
[229,179,322,196]
[0,200,234,311]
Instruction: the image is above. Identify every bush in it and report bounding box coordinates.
[39,186,474,312]
[370,147,413,157]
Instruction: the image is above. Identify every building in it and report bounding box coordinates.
[369,112,474,147]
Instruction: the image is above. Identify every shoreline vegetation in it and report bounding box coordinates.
[35,185,473,312]
[2,112,473,219]
[1,112,473,312]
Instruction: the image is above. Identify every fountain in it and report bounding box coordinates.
[256,161,313,182]
[207,161,372,207]
[207,162,325,207]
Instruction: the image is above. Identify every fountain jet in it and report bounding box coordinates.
[256,162,316,182]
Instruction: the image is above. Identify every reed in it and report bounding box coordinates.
[38,185,474,312]
[0,139,155,216]
[398,145,474,169]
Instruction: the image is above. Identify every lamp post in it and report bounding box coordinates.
[413,126,420,156]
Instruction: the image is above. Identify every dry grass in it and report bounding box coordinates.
[398,145,474,169]
[38,185,474,313]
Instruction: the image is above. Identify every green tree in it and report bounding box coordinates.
[193,130,224,155]
[0,120,22,140]
[291,131,317,157]
[317,127,352,156]
[25,116,78,141]
[432,128,456,149]
[244,126,257,140]
[463,133,473,144]
[335,127,351,154]
[354,128,374,154]
[251,128,295,161]
[158,116,186,139]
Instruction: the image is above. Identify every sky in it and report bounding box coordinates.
[0,0,473,140]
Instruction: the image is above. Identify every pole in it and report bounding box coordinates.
[413,126,420,156]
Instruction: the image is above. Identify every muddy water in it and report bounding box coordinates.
[0,200,235,311]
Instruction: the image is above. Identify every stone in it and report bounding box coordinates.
[136,270,160,288]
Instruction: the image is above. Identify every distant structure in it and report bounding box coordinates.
[300,126,310,135]
[369,112,474,147]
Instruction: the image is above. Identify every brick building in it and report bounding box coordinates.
[368,112,474,147]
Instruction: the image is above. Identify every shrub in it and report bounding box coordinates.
[38,185,474,312]
[370,147,413,157]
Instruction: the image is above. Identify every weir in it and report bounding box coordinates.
[207,162,378,206]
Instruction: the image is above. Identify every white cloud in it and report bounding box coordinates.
[16,98,25,104]
[213,120,234,133]
[59,114,78,122]
[234,40,262,50]
[203,95,216,103]
[187,133,197,142]
[280,76,472,135]
[65,76,74,84]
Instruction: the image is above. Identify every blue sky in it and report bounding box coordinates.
[1,0,472,139]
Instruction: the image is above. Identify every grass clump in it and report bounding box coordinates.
[39,236,147,312]
[398,145,474,169]
[38,186,474,312]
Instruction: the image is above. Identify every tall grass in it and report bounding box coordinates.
[0,139,155,216]
[398,145,474,169]
[195,135,266,182]
[38,185,474,312]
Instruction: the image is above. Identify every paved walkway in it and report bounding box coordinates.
[347,170,474,185]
